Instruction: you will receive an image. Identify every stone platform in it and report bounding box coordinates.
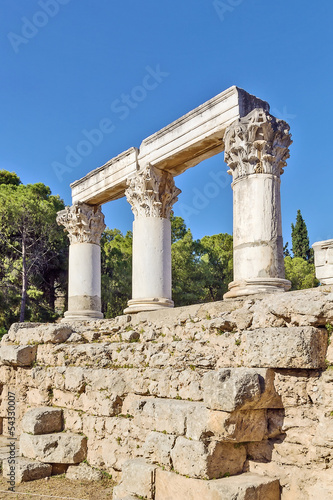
[0,287,332,498]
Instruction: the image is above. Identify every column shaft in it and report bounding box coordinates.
[224,108,292,299]
[67,242,103,318]
[124,165,180,314]
[57,202,105,320]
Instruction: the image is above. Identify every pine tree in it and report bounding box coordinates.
[291,210,313,262]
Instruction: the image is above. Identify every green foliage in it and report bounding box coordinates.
[283,242,291,257]
[100,216,233,315]
[171,219,233,306]
[284,256,318,290]
[172,229,205,306]
[200,233,233,301]
[0,173,68,328]
[101,229,132,318]
[291,210,313,262]
[170,214,187,243]
[0,170,21,186]
[0,327,7,340]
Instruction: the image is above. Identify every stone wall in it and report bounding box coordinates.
[0,287,333,499]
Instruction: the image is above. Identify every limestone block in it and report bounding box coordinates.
[118,395,266,443]
[271,441,310,467]
[6,323,73,345]
[26,389,50,407]
[186,406,267,442]
[273,370,320,408]
[170,437,246,479]
[121,330,140,342]
[244,327,327,369]
[63,410,83,433]
[20,432,87,464]
[64,367,86,392]
[0,345,37,367]
[21,407,63,435]
[312,416,333,447]
[88,368,128,394]
[202,368,281,412]
[123,395,193,435]
[327,343,333,365]
[66,463,103,481]
[143,431,176,466]
[155,469,280,500]
[112,459,157,500]
[251,287,333,328]
[3,457,52,484]
[77,392,122,417]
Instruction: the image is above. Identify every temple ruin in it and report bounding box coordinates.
[56,86,292,320]
[0,86,332,499]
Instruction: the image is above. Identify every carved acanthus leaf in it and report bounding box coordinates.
[125,166,181,219]
[56,203,106,245]
[224,108,292,181]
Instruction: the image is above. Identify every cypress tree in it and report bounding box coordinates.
[291,210,313,262]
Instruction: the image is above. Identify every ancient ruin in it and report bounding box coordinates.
[56,86,292,319]
[0,86,332,499]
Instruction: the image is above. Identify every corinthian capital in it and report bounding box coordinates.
[125,165,181,219]
[57,202,106,245]
[224,108,292,181]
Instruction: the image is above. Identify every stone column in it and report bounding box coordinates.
[57,202,106,320]
[124,165,181,314]
[223,108,292,299]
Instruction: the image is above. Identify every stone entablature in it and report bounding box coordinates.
[70,86,269,206]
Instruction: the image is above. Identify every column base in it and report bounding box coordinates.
[61,309,104,322]
[124,298,174,314]
[223,278,291,300]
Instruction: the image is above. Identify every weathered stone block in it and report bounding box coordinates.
[6,323,73,345]
[312,416,333,447]
[123,395,266,443]
[112,459,157,500]
[143,431,176,466]
[202,368,281,411]
[123,395,193,435]
[0,345,37,367]
[170,437,246,479]
[244,327,327,369]
[21,407,63,435]
[20,432,87,464]
[155,469,280,500]
[202,368,261,411]
[121,330,140,342]
[186,406,267,442]
[66,463,103,481]
[326,343,333,365]
[3,457,52,484]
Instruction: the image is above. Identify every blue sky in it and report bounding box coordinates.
[1,0,332,247]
